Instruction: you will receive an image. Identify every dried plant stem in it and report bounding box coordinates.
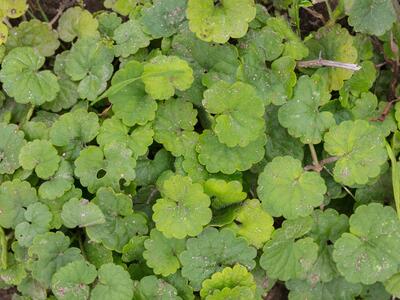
[304,155,339,172]
[49,5,65,27]
[297,58,362,71]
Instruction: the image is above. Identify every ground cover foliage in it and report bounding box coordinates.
[0,0,399,299]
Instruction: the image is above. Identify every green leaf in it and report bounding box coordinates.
[206,286,255,299]
[0,23,8,46]
[225,199,274,249]
[113,20,151,58]
[38,160,74,200]
[265,105,304,162]
[50,109,99,159]
[97,117,154,158]
[384,273,400,298]
[86,187,148,252]
[61,198,105,228]
[51,260,97,300]
[200,264,257,299]
[180,227,257,290]
[152,175,211,239]
[0,253,26,286]
[204,178,246,209]
[15,203,52,247]
[203,81,264,147]
[103,0,137,16]
[143,229,186,276]
[187,0,256,43]
[122,235,147,263]
[341,61,377,97]
[154,99,198,157]
[6,20,60,57]
[142,55,194,100]
[16,276,47,300]
[97,12,122,38]
[307,209,349,283]
[74,143,136,193]
[140,0,186,38]
[278,75,335,144]
[354,168,393,206]
[361,283,391,300]
[238,27,284,62]
[257,156,326,219]
[239,54,297,106]
[28,232,83,288]
[65,38,114,100]
[344,0,396,36]
[39,188,82,230]
[19,140,60,180]
[90,263,133,300]
[135,149,174,186]
[265,17,309,60]
[260,217,319,281]
[165,272,195,300]
[57,7,99,42]
[286,277,362,300]
[333,203,400,284]
[0,123,26,174]
[324,120,387,186]
[170,26,240,105]
[132,275,182,300]
[305,24,358,91]
[197,130,266,174]
[42,53,79,113]
[1,0,28,19]
[109,60,157,126]
[0,47,60,105]
[84,240,113,269]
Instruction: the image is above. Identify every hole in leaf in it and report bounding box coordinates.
[119,178,127,188]
[96,169,106,179]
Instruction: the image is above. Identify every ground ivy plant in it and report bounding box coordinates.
[0,0,399,299]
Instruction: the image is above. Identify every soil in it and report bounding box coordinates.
[0,287,17,300]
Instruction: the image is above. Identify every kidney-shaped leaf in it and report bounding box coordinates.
[152,175,212,239]
[324,120,387,186]
[0,47,59,105]
[344,0,396,36]
[257,156,326,219]
[142,55,194,100]
[187,0,256,43]
[333,204,400,284]
[203,81,265,147]
[180,227,257,290]
[51,260,97,300]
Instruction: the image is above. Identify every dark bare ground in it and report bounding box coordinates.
[265,282,289,300]
[0,287,17,300]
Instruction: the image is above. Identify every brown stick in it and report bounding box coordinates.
[371,97,400,122]
[297,58,362,71]
[304,156,339,172]
[48,4,65,27]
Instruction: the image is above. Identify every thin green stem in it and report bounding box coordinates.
[386,142,400,219]
[35,0,49,22]
[94,69,185,104]
[26,9,37,20]
[25,104,35,123]
[308,144,322,171]
[323,166,355,200]
[0,228,8,269]
[324,0,333,20]
[78,232,87,260]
